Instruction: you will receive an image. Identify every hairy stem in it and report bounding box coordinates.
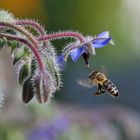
[0,33,45,72]
[15,20,51,50]
[38,31,85,43]
[0,22,39,49]
[15,20,46,36]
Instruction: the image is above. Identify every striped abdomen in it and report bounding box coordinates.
[103,80,119,97]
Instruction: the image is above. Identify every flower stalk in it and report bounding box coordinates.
[15,20,46,36]
[0,33,45,71]
[0,22,39,49]
[38,31,85,43]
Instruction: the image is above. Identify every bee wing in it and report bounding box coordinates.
[77,79,93,88]
[100,65,108,77]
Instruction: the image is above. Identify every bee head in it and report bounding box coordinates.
[88,70,98,79]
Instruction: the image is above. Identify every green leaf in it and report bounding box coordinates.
[18,63,30,85]
[0,38,7,50]
[9,41,20,53]
[13,52,25,65]
[12,48,29,65]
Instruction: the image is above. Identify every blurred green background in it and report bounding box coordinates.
[0,0,140,140]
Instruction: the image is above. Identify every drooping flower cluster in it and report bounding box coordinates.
[0,10,113,104]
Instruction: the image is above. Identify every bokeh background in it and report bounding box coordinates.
[0,0,140,140]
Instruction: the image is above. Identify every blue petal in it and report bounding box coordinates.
[97,31,109,38]
[92,31,111,48]
[56,55,66,70]
[70,47,85,62]
[57,55,65,63]
[93,37,112,48]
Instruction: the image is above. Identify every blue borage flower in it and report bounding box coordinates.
[58,31,113,66]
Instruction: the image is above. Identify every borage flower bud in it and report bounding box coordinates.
[22,76,35,104]
[33,71,55,104]
[0,10,15,23]
[41,50,62,90]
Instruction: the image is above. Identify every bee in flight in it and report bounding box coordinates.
[78,70,119,97]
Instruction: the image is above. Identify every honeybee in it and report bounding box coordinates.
[78,70,119,97]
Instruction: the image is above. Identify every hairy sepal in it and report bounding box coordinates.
[33,71,55,104]
[22,76,34,104]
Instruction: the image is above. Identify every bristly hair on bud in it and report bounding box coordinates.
[0,9,114,104]
[0,9,15,23]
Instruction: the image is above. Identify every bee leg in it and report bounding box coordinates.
[100,87,106,94]
[94,91,102,96]
[94,84,106,96]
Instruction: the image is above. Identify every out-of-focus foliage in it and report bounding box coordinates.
[0,0,44,18]
[1,102,140,140]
